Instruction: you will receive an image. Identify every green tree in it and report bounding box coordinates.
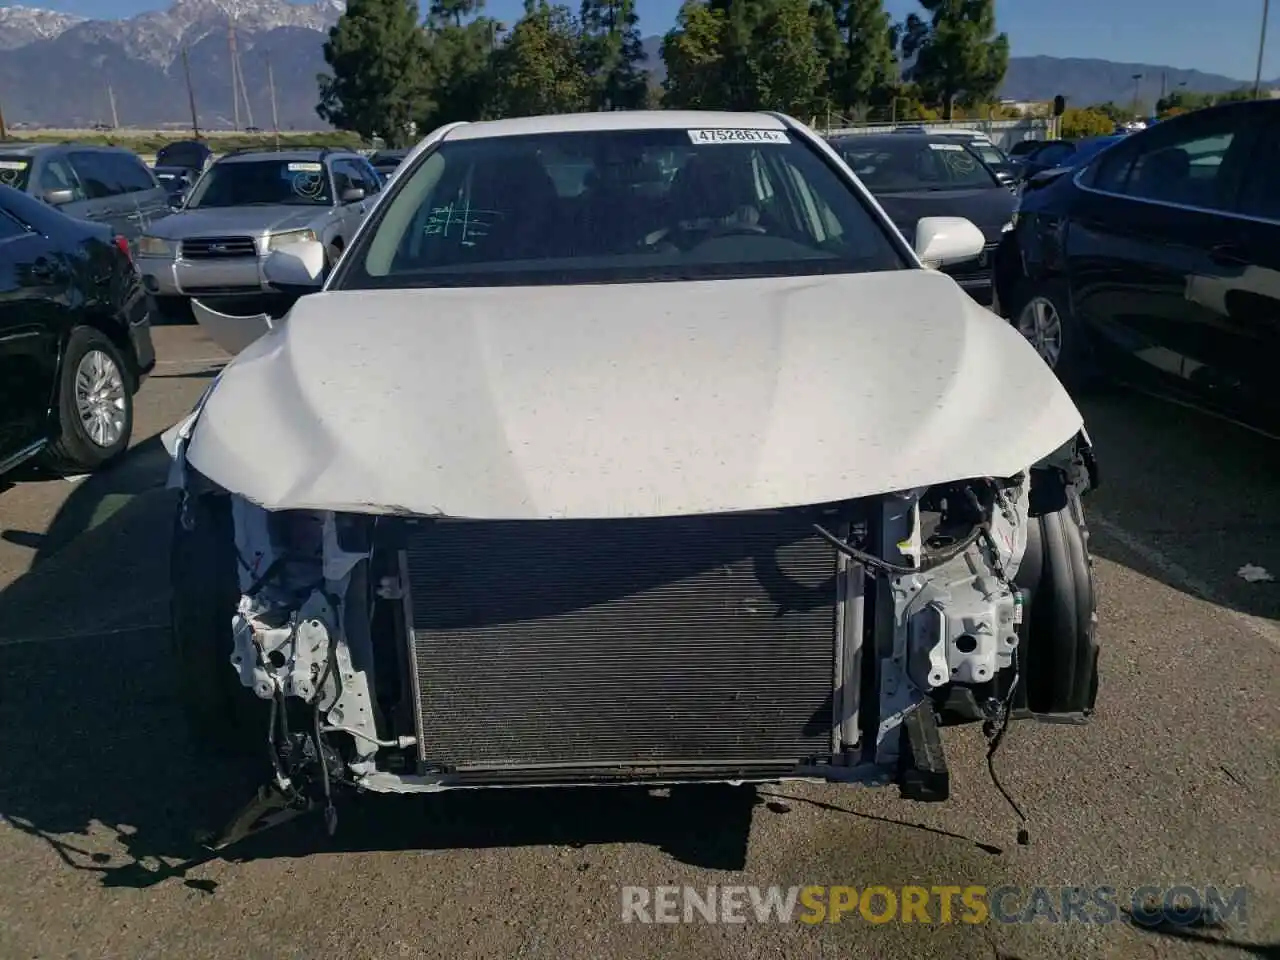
[662,0,834,115]
[753,0,836,117]
[900,0,1009,119]
[1059,106,1114,138]
[421,0,502,128]
[828,0,896,115]
[661,0,729,108]
[1091,100,1130,123]
[317,0,433,145]
[579,0,650,109]
[490,0,590,116]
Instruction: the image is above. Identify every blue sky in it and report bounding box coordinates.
[7,0,1277,80]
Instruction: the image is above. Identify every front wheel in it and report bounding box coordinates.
[39,326,134,474]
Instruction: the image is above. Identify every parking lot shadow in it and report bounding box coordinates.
[1079,388,1280,625]
[0,441,760,887]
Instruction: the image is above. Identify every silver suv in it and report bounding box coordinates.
[136,147,381,318]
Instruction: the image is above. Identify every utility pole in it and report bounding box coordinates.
[0,99,7,140]
[1254,0,1271,99]
[229,18,240,131]
[236,48,255,129]
[107,83,119,129]
[266,49,280,150]
[182,45,200,138]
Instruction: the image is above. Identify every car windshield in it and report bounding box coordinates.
[833,138,998,191]
[344,127,907,289]
[185,158,334,208]
[0,155,33,191]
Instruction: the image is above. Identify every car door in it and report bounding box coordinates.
[1213,115,1280,433]
[0,204,67,465]
[66,150,131,236]
[1066,105,1259,402]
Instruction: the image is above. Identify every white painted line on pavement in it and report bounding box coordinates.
[1092,513,1280,654]
[153,358,228,366]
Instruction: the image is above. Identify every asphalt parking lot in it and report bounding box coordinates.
[0,326,1277,960]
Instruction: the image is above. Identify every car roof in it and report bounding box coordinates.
[441,110,788,141]
[0,141,133,156]
[218,148,355,165]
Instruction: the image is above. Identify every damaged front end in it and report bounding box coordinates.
[169,426,1099,843]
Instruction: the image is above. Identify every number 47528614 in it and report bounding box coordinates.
[686,129,791,145]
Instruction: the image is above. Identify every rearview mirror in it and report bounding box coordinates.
[44,188,75,206]
[341,187,366,203]
[913,216,986,268]
[264,239,327,294]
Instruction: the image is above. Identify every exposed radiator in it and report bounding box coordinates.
[400,508,850,775]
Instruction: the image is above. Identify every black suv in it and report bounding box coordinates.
[0,143,171,249]
[994,98,1280,436]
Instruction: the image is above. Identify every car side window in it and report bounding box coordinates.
[67,151,122,200]
[332,159,365,199]
[38,156,86,200]
[1104,117,1243,212]
[103,152,159,194]
[1234,131,1280,221]
[358,158,382,194]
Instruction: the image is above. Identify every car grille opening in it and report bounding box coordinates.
[181,236,258,259]
[400,507,854,777]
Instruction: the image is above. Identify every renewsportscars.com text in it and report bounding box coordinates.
[620,885,1248,926]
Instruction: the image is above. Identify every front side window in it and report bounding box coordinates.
[1031,142,1075,167]
[185,159,334,208]
[103,152,158,194]
[343,128,907,289]
[68,152,121,199]
[835,139,1000,191]
[38,157,83,200]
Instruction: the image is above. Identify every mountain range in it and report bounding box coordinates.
[0,0,1273,130]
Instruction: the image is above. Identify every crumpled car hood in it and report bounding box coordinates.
[148,205,325,239]
[182,269,1083,519]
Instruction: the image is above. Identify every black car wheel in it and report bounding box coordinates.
[1010,280,1094,390]
[39,326,133,474]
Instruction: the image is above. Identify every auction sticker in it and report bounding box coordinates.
[0,159,29,169]
[928,142,966,151]
[287,162,323,172]
[687,129,790,145]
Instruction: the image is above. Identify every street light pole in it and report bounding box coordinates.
[1131,73,1143,116]
[1254,0,1271,99]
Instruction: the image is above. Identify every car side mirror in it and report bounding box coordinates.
[913,216,986,268]
[44,188,75,206]
[264,239,327,294]
[341,187,366,203]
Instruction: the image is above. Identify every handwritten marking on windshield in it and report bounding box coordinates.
[424,202,500,247]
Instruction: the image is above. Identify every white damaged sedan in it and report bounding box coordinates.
[166,110,1099,839]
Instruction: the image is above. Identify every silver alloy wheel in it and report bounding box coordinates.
[1017,295,1065,369]
[75,349,127,448]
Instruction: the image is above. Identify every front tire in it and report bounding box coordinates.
[39,326,133,474]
